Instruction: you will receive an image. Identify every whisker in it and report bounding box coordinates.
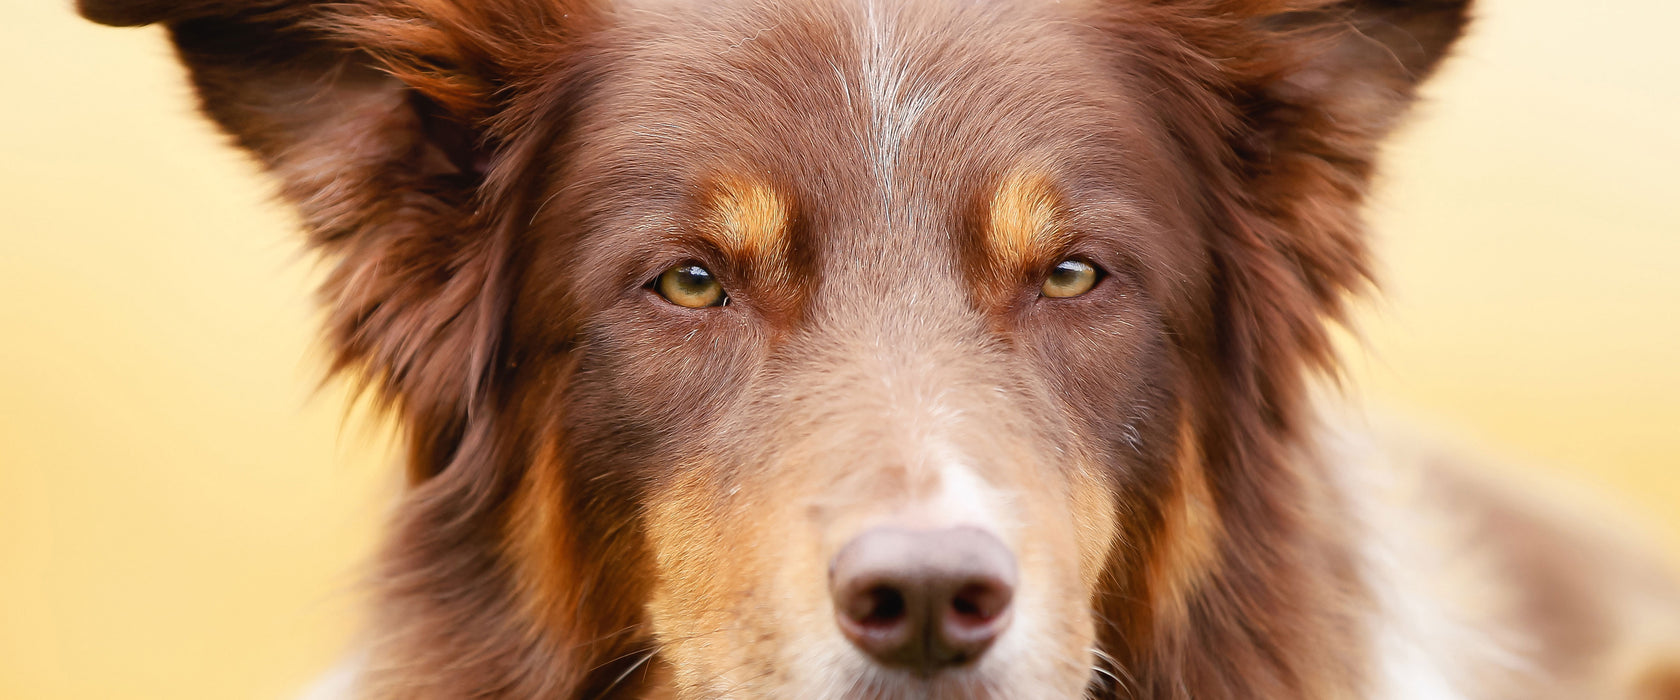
[597,649,656,697]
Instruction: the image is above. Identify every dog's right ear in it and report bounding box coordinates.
[80,0,598,480]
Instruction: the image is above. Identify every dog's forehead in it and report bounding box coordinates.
[565,0,1158,285]
[602,3,1120,185]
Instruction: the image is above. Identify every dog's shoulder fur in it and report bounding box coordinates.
[1319,408,1680,699]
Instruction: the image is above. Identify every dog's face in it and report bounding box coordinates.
[522,5,1199,695]
[83,0,1468,696]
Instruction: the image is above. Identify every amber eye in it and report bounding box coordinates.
[654,263,727,308]
[1041,259,1101,298]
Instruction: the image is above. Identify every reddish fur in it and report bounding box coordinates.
[78,0,1680,698]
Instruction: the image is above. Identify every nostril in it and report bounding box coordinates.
[857,585,907,626]
[950,579,1010,623]
[835,578,917,664]
[940,577,1013,658]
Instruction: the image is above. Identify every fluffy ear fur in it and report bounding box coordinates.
[1173,0,1472,415]
[1089,2,1470,697]
[1108,0,1470,416]
[1235,0,1472,316]
[78,0,596,480]
[81,4,644,697]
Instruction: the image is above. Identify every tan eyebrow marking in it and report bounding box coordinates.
[702,176,791,265]
[986,169,1069,271]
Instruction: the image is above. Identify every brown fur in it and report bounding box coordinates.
[78,0,1680,697]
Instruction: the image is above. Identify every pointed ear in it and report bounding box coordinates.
[79,0,596,480]
[1142,0,1471,307]
[1094,0,1469,438]
[1242,0,1472,181]
[1219,0,1469,391]
[1225,0,1472,308]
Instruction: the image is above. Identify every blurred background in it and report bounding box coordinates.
[2,0,1676,698]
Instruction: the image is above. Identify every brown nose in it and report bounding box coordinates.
[829,526,1017,675]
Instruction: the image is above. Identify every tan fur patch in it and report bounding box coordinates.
[505,437,578,632]
[986,169,1067,272]
[642,462,776,696]
[1070,461,1121,593]
[1147,415,1223,626]
[703,176,791,265]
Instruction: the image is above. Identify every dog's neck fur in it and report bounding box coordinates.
[1097,407,1373,697]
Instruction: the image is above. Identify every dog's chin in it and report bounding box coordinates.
[814,668,1023,700]
[771,663,1092,700]
[741,633,1094,700]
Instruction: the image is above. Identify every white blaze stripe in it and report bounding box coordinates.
[917,441,1014,539]
[931,461,997,526]
[859,0,941,215]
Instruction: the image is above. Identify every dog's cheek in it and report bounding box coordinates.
[645,456,885,699]
[641,461,810,696]
[642,463,746,694]
[1070,460,1121,600]
[1007,456,1115,690]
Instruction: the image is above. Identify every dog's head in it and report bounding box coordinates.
[83,0,1468,696]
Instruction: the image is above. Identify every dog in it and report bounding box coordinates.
[80,0,1680,698]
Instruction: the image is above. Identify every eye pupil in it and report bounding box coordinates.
[1041,259,1100,298]
[656,263,726,308]
[1049,261,1082,285]
[673,265,710,291]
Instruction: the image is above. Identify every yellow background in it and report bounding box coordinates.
[2,1,1676,698]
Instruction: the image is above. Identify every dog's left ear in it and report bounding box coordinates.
[1223,0,1472,307]
[1238,0,1472,180]
[1216,0,1470,396]
[1110,0,1471,306]
[1100,0,1470,427]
